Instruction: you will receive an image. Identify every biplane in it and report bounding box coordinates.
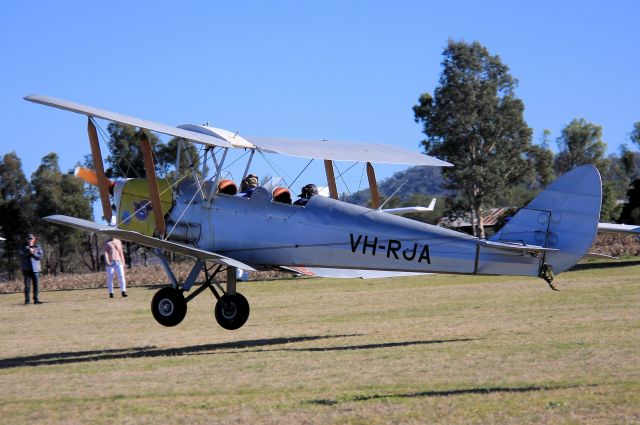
[25,95,603,331]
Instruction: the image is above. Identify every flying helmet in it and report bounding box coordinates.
[299,183,318,199]
[241,174,259,191]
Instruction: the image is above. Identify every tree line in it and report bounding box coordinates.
[0,152,93,280]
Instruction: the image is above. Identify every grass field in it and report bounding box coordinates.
[1,260,639,424]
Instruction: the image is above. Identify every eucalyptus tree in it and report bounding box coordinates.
[105,122,162,178]
[0,152,33,279]
[414,39,532,238]
[553,118,607,174]
[31,153,92,273]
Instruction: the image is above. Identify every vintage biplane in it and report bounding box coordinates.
[25,95,604,331]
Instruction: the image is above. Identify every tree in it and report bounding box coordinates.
[0,152,34,280]
[600,181,622,223]
[156,138,204,179]
[553,118,607,174]
[533,130,555,187]
[619,179,640,224]
[105,123,163,178]
[413,39,533,238]
[631,121,640,150]
[528,142,555,189]
[619,144,636,182]
[31,153,93,274]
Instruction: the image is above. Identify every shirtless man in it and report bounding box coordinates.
[104,238,127,298]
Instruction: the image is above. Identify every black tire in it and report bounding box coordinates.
[151,287,187,327]
[214,293,250,330]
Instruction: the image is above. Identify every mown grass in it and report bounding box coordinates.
[0,259,639,424]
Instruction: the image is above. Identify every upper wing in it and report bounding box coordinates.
[180,125,452,166]
[44,215,256,271]
[24,95,233,148]
[245,136,452,166]
[25,94,452,166]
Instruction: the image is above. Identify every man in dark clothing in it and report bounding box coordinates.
[239,174,259,198]
[18,234,43,304]
[294,183,318,206]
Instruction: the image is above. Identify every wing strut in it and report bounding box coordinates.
[324,160,339,199]
[87,118,113,223]
[139,130,166,237]
[366,162,381,209]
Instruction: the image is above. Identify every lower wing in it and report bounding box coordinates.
[281,266,425,279]
[44,215,256,271]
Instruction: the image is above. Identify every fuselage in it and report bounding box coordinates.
[161,183,542,277]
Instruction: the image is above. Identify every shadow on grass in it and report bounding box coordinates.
[570,260,640,271]
[0,334,357,369]
[276,338,478,353]
[307,383,597,405]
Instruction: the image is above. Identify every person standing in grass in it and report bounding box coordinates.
[18,234,43,305]
[104,238,127,298]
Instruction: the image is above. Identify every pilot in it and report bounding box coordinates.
[239,174,259,198]
[294,183,318,206]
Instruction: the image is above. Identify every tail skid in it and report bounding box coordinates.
[492,165,602,277]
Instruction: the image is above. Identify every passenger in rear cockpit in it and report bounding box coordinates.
[239,174,259,198]
[294,183,318,206]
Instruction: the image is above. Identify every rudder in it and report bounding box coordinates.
[492,165,602,274]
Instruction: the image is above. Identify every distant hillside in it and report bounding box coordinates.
[346,166,448,206]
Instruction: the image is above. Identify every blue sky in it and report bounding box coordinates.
[2,1,639,203]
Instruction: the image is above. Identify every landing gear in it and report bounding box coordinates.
[151,256,250,329]
[215,293,250,330]
[538,263,558,291]
[151,287,187,327]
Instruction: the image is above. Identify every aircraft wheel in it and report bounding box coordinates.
[151,287,187,327]
[215,293,250,330]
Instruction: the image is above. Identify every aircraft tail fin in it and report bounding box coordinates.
[492,165,602,274]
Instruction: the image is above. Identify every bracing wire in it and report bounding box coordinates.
[113,145,211,235]
[257,150,292,186]
[287,158,314,190]
[357,162,366,194]
[92,118,141,179]
[224,149,249,170]
[378,179,408,210]
[334,161,359,181]
[333,162,352,197]
[166,147,233,242]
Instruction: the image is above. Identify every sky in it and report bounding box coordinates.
[2,1,639,206]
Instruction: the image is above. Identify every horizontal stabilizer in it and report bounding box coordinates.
[586,252,618,260]
[479,239,558,254]
[44,215,255,271]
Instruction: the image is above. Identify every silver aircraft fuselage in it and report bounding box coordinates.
[165,185,542,277]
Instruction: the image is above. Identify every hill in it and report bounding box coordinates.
[346,165,448,206]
